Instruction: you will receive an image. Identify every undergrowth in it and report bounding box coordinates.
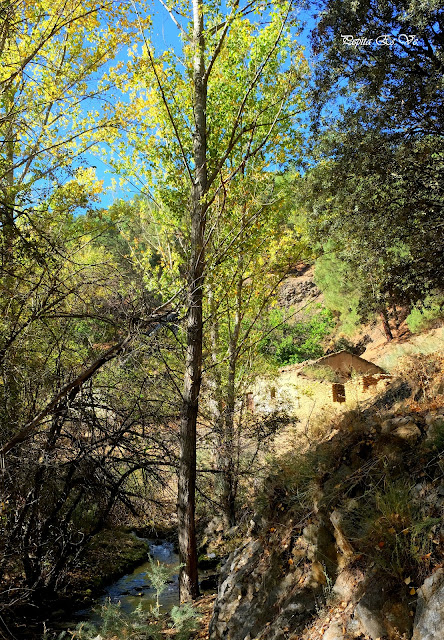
[64,602,161,640]
[257,366,444,584]
[406,294,444,333]
[52,599,201,640]
[48,555,200,640]
[341,478,441,579]
[258,306,335,365]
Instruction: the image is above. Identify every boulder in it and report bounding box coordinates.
[332,568,363,604]
[330,510,354,566]
[381,419,396,434]
[278,279,320,308]
[355,600,387,639]
[354,573,412,640]
[392,422,422,442]
[209,533,323,640]
[425,415,444,442]
[204,516,225,537]
[391,416,412,426]
[322,621,344,640]
[413,569,444,640]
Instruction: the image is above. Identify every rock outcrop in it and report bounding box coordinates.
[277,267,321,309]
[413,569,444,640]
[209,395,444,640]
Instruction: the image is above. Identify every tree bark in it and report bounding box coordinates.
[220,251,243,528]
[379,308,393,341]
[178,0,207,602]
[1,86,19,450]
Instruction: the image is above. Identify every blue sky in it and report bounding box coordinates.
[83,2,317,211]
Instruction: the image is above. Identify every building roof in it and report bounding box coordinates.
[312,350,386,380]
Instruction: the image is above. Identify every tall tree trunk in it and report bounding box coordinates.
[391,301,401,333]
[221,252,243,528]
[379,308,393,341]
[177,0,207,603]
[1,87,18,446]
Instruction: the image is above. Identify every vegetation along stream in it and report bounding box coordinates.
[78,539,179,620]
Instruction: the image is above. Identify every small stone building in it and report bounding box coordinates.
[246,351,390,414]
[312,350,388,403]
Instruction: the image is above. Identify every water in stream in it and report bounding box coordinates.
[75,539,180,625]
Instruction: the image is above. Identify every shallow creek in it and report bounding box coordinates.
[74,538,180,625]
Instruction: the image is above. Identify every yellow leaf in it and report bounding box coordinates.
[410,588,416,595]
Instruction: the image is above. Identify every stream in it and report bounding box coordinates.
[57,535,219,635]
[73,538,180,626]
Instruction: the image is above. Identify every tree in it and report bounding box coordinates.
[111,0,308,600]
[0,212,181,617]
[0,0,158,459]
[201,172,303,527]
[293,130,444,335]
[310,0,444,137]
[0,189,189,622]
[0,2,177,617]
[292,1,444,334]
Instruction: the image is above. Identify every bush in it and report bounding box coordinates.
[259,306,335,365]
[342,479,440,577]
[57,600,200,640]
[146,555,179,615]
[430,419,444,454]
[170,603,200,640]
[64,601,161,640]
[406,294,444,333]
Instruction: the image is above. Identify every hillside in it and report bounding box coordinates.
[276,265,444,373]
[207,352,444,640]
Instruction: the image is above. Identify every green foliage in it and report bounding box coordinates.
[311,0,444,138]
[66,601,161,640]
[259,306,335,365]
[343,479,440,576]
[56,598,199,640]
[431,420,444,454]
[146,555,180,615]
[297,132,444,322]
[170,603,200,640]
[406,295,444,333]
[259,439,343,522]
[313,250,362,334]
[300,1,444,320]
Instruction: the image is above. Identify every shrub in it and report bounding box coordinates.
[146,555,179,615]
[430,419,444,454]
[406,294,444,333]
[170,603,200,640]
[64,601,161,640]
[259,306,335,365]
[342,479,440,577]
